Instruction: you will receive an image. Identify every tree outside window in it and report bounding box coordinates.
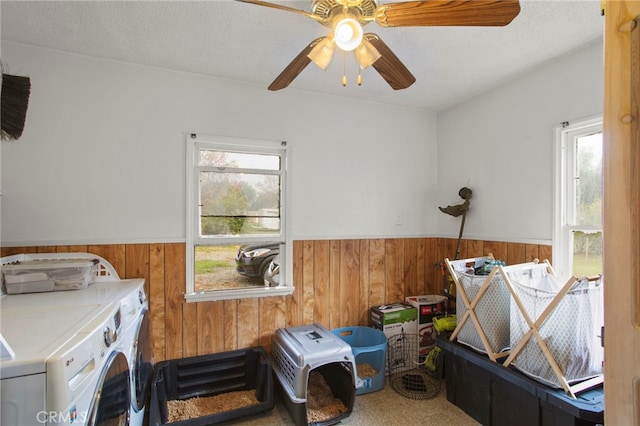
[554,118,603,279]
[185,135,289,301]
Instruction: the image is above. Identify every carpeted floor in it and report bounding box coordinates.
[227,378,480,426]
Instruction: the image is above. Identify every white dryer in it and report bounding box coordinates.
[117,280,152,426]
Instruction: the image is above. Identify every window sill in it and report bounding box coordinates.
[184,285,295,302]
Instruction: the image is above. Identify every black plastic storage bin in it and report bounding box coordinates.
[149,347,274,425]
[437,335,604,426]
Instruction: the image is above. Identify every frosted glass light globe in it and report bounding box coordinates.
[334,17,363,51]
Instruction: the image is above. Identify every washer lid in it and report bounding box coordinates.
[0,303,101,379]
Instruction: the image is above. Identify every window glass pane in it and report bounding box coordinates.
[572,230,603,277]
[199,149,280,170]
[188,137,287,298]
[554,119,602,280]
[574,133,602,227]
[199,172,280,237]
[194,242,280,292]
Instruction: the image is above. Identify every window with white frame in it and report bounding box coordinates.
[185,134,292,301]
[553,117,603,280]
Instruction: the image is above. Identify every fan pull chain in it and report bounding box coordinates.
[342,51,347,86]
[357,46,362,86]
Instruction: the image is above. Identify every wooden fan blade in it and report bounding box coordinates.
[235,0,324,23]
[268,38,325,91]
[364,34,416,90]
[375,0,520,27]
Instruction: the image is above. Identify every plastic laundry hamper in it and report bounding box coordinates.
[332,326,387,395]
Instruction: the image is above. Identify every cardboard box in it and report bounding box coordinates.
[370,303,418,376]
[369,303,417,339]
[405,294,447,356]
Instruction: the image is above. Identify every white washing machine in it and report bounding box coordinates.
[1,300,130,425]
[1,253,151,425]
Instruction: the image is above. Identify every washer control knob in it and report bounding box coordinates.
[103,326,116,347]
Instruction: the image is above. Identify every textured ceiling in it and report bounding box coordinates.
[1,0,604,111]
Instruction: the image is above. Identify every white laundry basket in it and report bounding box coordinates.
[1,252,120,294]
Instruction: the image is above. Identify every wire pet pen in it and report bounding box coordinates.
[387,332,440,400]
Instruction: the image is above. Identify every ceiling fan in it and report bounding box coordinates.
[236,0,521,91]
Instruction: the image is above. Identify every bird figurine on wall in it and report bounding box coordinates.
[439,187,473,261]
[439,187,472,217]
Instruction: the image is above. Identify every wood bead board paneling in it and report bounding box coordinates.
[1,238,550,362]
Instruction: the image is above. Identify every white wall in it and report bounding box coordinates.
[0,42,438,246]
[1,40,604,247]
[436,41,604,243]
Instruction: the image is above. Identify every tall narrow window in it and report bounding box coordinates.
[185,134,292,301]
[554,118,603,279]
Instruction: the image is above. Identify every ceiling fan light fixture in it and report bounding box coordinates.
[240,0,522,91]
[333,16,363,51]
[307,37,336,70]
[356,38,381,69]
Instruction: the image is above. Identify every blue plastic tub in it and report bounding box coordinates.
[333,326,387,395]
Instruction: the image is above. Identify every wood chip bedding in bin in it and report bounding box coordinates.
[356,363,377,378]
[306,372,348,423]
[167,390,259,423]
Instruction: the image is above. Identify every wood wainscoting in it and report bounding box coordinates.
[1,238,550,363]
